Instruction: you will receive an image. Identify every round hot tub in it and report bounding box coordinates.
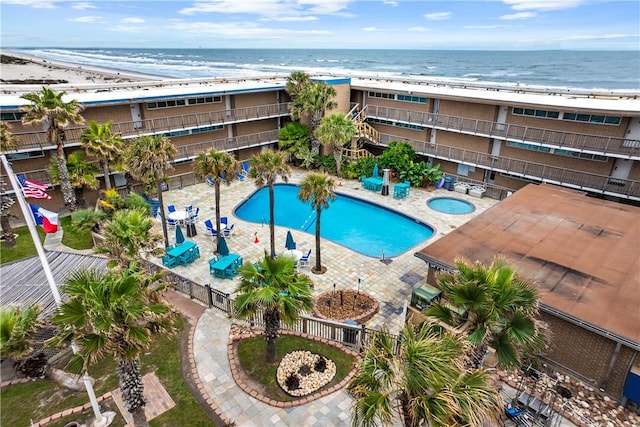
[427,197,475,215]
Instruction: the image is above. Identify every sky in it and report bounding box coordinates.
[1,0,639,50]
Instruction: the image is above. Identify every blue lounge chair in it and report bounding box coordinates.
[298,249,312,268]
[207,176,215,186]
[240,161,250,177]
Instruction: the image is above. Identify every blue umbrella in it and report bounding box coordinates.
[285,230,296,250]
[218,236,229,256]
[372,163,379,178]
[175,225,185,244]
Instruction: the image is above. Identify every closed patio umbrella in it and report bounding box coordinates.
[175,225,185,244]
[372,163,379,178]
[285,230,296,250]
[218,236,229,256]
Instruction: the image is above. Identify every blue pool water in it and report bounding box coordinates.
[234,184,434,257]
[427,197,475,215]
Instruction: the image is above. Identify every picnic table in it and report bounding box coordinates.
[209,254,243,279]
[363,177,383,191]
[163,241,198,268]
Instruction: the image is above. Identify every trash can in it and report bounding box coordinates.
[444,177,455,191]
[343,320,358,345]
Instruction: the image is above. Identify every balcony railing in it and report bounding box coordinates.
[10,102,291,151]
[377,133,640,200]
[2,130,278,187]
[366,105,640,160]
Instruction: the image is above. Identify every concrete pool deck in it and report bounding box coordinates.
[152,169,498,334]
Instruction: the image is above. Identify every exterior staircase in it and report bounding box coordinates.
[343,104,379,161]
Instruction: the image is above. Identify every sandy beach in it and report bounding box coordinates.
[1,50,161,85]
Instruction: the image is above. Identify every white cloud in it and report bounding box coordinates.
[561,33,634,41]
[503,0,583,11]
[500,12,536,20]
[423,12,451,21]
[464,24,511,29]
[68,15,101,23]
[408,27,430,32]
[267,15,318,22]
[121,17,145,24]
[167,20,330,39]
[71,2,96,9]
[362,26,379,32]
[108,24,150,34]
[2,0,56,8]
[300,0,352,14]
[382,0,397,6]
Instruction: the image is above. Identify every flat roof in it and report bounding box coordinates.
[415,184,640,347]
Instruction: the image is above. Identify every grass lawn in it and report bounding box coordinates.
[0,223,45,264]
[237,335,357,402]
[0,216,93,265]
[0,317,216,427]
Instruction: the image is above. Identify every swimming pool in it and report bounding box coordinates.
[234,184,434,257]
[427,197,475,215]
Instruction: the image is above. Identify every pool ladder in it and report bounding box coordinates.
[300,211,316,231]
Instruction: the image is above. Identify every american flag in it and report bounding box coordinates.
[16,174,52,200]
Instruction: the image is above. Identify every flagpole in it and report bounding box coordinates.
[0,155,106,424]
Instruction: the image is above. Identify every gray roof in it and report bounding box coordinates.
[0,251,108,318]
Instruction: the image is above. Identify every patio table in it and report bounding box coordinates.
[209,254,243,279]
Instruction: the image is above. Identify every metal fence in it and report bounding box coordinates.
[146,260,401,354]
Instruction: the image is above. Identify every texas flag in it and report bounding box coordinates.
[29,204,59,233]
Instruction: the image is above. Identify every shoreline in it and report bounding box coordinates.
[1,50,165,85]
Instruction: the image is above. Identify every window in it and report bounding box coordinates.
[553,149,607,162]
[191,125,223,134]
[368,91,395,100]
[512,107,560,119]
[0,112,25,121]
[457,164,475,176]
[562,112,621,125]
[5,150,44,160]
[506,141,551,153]
[397,94,428,104]
[147,95,221,110]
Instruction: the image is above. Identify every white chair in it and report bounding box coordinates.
[189,207,200,223]
[224,223,235,238]
[298,249,312,268]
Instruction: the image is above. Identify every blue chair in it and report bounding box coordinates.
[241,161,250,176]
[298,249,312,268]
[189,207,200,223]
[393,181,410,199]
[207,176,215,186]
[168,205,176,213]
[166,217,177,228]
[224,223,235,238]
[221,216,228,227]
[204,219,218,240]
[162,255,177,269]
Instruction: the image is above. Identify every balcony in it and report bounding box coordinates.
[376,133,640,201]
[366,105,640,160]
[10,102,291,151]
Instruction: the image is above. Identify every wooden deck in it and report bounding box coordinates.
[111,372,176,426]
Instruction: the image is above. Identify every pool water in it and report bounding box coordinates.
[234,184,434,257]
[427,197,475,215]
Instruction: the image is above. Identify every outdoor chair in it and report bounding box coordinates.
[207,176,215,186]
[298,249,312,268]
[162,255,178,269]
[224,223,235,238]
[166,217,177,228]
[167,205,176,213]
[189,207,200,223]
[393,181,410,199]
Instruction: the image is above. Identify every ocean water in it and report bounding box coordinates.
[14,48,640,90]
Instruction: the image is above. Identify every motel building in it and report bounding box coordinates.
[1,75,639,403]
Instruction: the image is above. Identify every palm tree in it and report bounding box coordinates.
[0,121,19,247]
[285,71,311,99]
[20,87,85,211]
[49,150,99,207]
[278,121,312,167]
[426,257,547,369]
[315,113,357,177]
[0,304,46,377]
[193,149,240,253]
[249,149,291,257]
[95,208,163,270]
[298,173,335,274]
[349,323,502,427]
[124,135,176,247]
[233,253,314,363]
[49,265,175,427]
[288,78,337,152]
[80,121,124,190]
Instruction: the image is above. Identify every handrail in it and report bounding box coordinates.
[8,102,291,151]
[376,133,640,200]
[366,105,640,160]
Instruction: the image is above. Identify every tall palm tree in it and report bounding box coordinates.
[80,121,123,190]
[0,121,19,247]
[49,150,99,207]
[285,71,311,99]
[349,323,502,427]
[249,149,291,257]
[193,149,240,253]
[289,80,337,152]
[49,265,175,427]
[233,253,314,363]
[426,257,547,369]
[315,113,357,177]
[278,121,312,167]
[298,173,335,274]
[95,208,163,270]
[20,87,85,211]
[124,135,176,247]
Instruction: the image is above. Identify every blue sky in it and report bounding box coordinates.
[1,0,638,50]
